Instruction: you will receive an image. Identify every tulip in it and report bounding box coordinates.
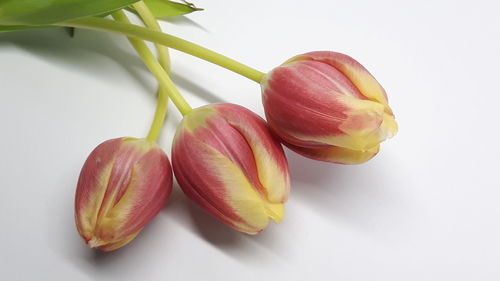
[172,103,290,234]
[261,51,398,164]
[75,137,172,251]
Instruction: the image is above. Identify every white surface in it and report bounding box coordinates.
[1,0,499,280]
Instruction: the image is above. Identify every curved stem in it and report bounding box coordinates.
[133,1,170,73]
[111,11,192,119]
[146,88,169,141]
[131,2,171,141]
[111,11,169,141]
[58,17,266,83]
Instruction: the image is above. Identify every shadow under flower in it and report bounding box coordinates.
[165,183,288,263]
[165,184,246,248]
[285,147,416,242]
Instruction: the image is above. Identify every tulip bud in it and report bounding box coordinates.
[75,137,172,251]
[172,103,290,234]
[261,51,398,164]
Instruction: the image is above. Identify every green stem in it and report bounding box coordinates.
[111,11,169,141]
[111,11,192,120]
[133,1,170,73]
[146,87,169,141]
[58,17,266,83]
[130,2,171,141]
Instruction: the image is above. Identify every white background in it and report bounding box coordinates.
[1,0,499,280]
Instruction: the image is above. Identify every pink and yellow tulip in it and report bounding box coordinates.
[172,103,290,234]
[75,137,172,251]
[261,51,398,164]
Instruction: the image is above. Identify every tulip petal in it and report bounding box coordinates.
[75,138,172,250]
[289,51,392,113]
[173,130,283,234]
[215,103,290,203]
[286,142,380,164]
[262,61,350,138]
[207,146,284,232]
[173,129,248,226]
[75,138,122,241]
[379,112,399,139]
[98,142,171,240]
[261,51,397,164]
[263,62,388,151]
[88,231,139,252]
[172,104,290,234]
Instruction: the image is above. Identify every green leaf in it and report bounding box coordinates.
[0,0,140,26]
[0,24,52,33]
[141,0,203,18]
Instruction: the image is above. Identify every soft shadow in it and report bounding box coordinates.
[186,198,246,247]
[165,185,246,248]
[167,183,287,263]
[186,198,289,263]
[0,28,155,96]
[170,72,226,104]
[74,216,175,281]
[0,27,225,103]
[83,217,165,264]
[246,224,295,259]
[285,148,415,241]
[286,148,339,186]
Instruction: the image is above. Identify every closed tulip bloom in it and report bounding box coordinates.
[75,137,172,251]
[172,103,290,234]
[261,51,398,164]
